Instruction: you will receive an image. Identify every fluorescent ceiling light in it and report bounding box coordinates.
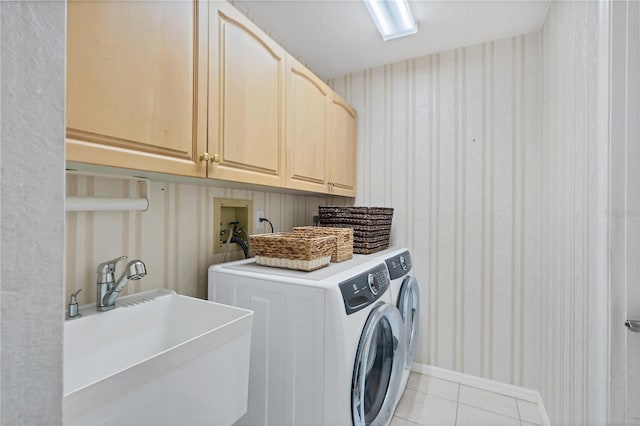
[363,0,417,41]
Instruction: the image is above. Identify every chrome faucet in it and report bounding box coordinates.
[96,256,147,311]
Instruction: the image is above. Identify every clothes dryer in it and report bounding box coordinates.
[379,248,421,410]
[208,256,406,426]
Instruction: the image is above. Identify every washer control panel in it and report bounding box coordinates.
[339,263,389,315]
[385,250,412,280]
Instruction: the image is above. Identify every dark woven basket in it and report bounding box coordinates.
[318,206,393,254]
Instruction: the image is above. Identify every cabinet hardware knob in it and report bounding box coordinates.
[200,153,212,162]
[213,154,220,163]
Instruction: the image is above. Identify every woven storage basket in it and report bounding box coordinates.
[249,232,336,271]
[292,226,353,262]
[318,206,394,254]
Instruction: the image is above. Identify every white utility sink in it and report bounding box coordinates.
[64,288,253,426]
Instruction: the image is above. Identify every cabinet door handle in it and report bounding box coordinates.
[200,153,221,163]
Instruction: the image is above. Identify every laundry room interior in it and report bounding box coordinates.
[1,0,639,425]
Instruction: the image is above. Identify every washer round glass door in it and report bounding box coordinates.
[352,303,405,426]
[398,276,420,369]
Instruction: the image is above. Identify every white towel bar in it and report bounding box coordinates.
[65,196,149,212]
[65,171,150,212]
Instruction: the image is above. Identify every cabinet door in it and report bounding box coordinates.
[328,95,357,197]
[285,55,331,193]
[66,1,208,177]
[208,2,286,187]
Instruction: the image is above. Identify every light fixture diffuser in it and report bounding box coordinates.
[363,0,417,41]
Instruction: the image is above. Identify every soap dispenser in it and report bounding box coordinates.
[66,288,82,320]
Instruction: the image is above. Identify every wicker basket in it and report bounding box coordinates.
[249,232,336,271]
[318,206,393,254]
[292,226,353,262]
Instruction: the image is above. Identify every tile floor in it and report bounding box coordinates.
[392,372,545,426]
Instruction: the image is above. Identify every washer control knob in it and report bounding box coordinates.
[400,255,408,271]
[368,273,380,296]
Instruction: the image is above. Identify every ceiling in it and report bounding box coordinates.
[233,0,550,81]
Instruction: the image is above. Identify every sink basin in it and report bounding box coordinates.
[64,288,253,426]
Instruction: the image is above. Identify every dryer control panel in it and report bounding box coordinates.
[339,263,390,315]
[385,250,412,280]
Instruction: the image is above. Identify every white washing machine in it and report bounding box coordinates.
[208,256,406,426]
[378,248,421,410]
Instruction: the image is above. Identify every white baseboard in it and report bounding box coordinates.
[411,363,551,426]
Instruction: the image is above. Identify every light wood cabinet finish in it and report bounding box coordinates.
[208,2,286,187]
[67,1,355,196]
[66,0,208,177]
[285,55,331,193]
[327,94,357,197]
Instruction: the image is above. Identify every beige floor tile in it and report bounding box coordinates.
[394,388,458,426]
[407,373,460,402]
[391,416,422,426]
[458,385,519,419]
[517,399,543,425]
[456,404,521,426]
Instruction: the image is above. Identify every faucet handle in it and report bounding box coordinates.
[71,288,82,299]
[96,256,127,283]
[66,288,83,320]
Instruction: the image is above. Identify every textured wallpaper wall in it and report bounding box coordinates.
[1,1,66,423]
[330,32,543,389]
[609,1,639,424]
[65,175,349,304]
[539,2,609,424]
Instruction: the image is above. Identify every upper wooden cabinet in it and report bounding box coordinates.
[207,2,286,187]
[66,1,355,196]
[285,55,357,197]
[327,94,357,197]
[285,55,331,193]
[66,0,208,177]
